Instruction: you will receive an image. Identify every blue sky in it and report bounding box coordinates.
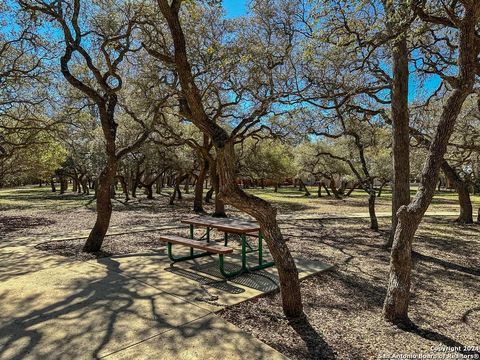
[220,0,439,102]
[222,0,248,18]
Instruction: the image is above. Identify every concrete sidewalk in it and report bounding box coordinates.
[0,240,290,359]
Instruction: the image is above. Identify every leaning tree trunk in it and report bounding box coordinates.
[299,179,311,196]
[345,182,358,197]
[387,34,410,248]
[156,1,303,318]
[323,184,331,196]
[383,9,477,321]
[83,157,117,252]
[377,180,387,198]
[216,141,303,318]
[441,161,473,223]
[329,179,341,199]
[194,159,208,212]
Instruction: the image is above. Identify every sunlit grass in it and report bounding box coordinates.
[1,184,478,216]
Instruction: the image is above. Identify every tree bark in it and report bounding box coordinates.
[299,179,311,196]
[80,176,89,195]
[368,192,379,231]
[194,159,208,212]
[60,177,68,194]
[145,184,153,199]
[216,142,303,317]
[205,186,214,203]
[383,5,478,323]
[441,161,473,223]
[323,184,331,196]
[387,34,410,248]
[377,180,387,198]
[169,173,187,205]
[83,158,117,252]
[117,175,130,201]
[346,182,358,197]
[209,159,226,217]
[329,178,341,199]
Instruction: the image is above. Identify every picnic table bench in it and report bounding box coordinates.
[159,216,274,278]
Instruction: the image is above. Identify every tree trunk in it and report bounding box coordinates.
[346,182,358,197]
[329,179,341,199]
[145,184,153,199]
[157,3,304,318]
[274,183,278,192]
[213,187,226,217]
[299,179,311,196]
[83,158,117,252]
[117,175,130,201]
[176,183,182,199]
[72,178,78,193]
[387,34,410,248]
[131,169,143,198]
[383,7,477,322]
[184,175,190,194]
[194,159,208,212]
[383,208,418,325]
[317,182,322,197]
[205,186,214,203]
[210,160,226,217]
[60,177,68,194]
[50,179,56,192]
[377,180,387,198]
[216,142,303,317]
[323,184,331,196]
[81,176,89,195]
[368,192,379,231]
[169,174,187,205]
[441,161,473,223]
[110,184,116,199]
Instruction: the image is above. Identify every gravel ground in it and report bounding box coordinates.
[2,186,480,359]
[220,217,480,360]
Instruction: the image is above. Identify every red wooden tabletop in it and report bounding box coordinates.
[181,216,260,233]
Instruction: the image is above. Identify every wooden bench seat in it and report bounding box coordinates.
[159,235,234,254]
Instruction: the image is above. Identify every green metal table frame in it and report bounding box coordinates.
[167,223,275,278]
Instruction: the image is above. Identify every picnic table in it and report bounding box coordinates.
[159,216,274,278]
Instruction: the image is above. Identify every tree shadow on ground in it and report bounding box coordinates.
[401,322,480,357]
[0,216,55,237]
[413,251,480,277]
[288,315,336,360]
[0,259,190,359]
[0,256,280,360]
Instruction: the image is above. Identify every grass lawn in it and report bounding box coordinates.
[1,185,479,359]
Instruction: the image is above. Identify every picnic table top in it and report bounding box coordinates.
[181,216,260,233]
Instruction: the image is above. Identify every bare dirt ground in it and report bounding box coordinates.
[2,185,479,360]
